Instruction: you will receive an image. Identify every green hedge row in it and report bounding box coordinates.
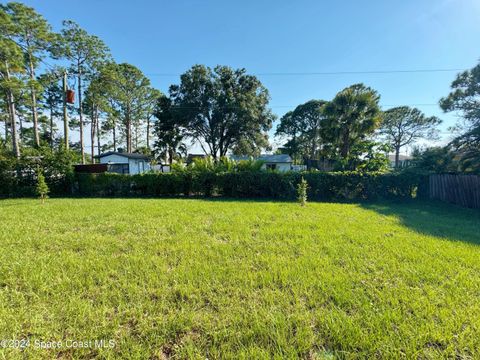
[0,148,79,198]
[75,171,428,201]
[0,163,74,198]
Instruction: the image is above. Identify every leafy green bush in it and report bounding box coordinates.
[174,156,264,174]
[235,159,264,172]
[333,141,391,172]
[0,152,17,197]
[0,147,80,197]
[411,147,457,173]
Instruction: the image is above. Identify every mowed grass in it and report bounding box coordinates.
[0,199,479,359]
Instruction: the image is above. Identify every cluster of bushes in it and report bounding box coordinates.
[75,170,428,201]
[411,146,480,174]
[0,147,80,197]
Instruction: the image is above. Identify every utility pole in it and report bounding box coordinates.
[62,70,69,150]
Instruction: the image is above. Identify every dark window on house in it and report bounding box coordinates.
[108,163,129,174]
[266,163,277,171]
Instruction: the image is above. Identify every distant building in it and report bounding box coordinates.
[388,154,413,168]
[230,154,293,172]
[186,154,207,165]
[95,151,151,174]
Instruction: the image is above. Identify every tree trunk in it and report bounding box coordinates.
[341,129,350,158]
[4,103,9,141]
[3,100,9,141]
[96,115,101,156]
[19,113,23,140]
[5,61,20,158]
[7,90,20,158]
[77,66,85,164]
[210,142,218,160]
[62,71,69,150]
[134,121,138,151]
[126,110,131,153]
[28,55,40,147]
[113,124,117,152]
[90,106,96,164]
[292,134,297,161]
[395,146,401,168]
[49,104,54,148]
[146,116,151,149]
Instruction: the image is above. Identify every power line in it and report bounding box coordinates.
[18,42,468,80]
[157,103,440,110]
[32,58,454,110]
[270,103,440,108]
[36,55,466,79]
[254,68,465,76]
[145,68,466,77]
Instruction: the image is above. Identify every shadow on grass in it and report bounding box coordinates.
[360,200,480,245]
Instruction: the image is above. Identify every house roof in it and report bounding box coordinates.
[230,154,293,163]
[258,154,292,163]
[94,151,150,160]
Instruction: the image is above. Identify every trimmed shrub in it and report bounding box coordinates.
[73,170,428,201]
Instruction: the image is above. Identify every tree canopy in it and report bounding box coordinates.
[153,95,188,164]
[100,62,156,153]
[0,8,25,158]
[58,20,111,163]
[1,2,55,147]
[380,106,441,168]
[322,84,382,160]
[169,64,274,159]
[440,61,480,173]
[276,99,327,161]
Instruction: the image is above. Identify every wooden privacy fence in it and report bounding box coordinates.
[429,174,480,209]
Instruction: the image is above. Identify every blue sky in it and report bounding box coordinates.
[17,0,480,151]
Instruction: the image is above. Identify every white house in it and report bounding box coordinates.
[230,154,293,172]
[95,151,151,175]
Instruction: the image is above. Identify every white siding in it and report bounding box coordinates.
[128,158,151,175]
[98,154,150,174]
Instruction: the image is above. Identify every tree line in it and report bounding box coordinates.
[1,2,478,174]
[275,84,442,170]
[274,65,480,173]
[0,2,161,163]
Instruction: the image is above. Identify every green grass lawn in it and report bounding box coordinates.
[0,199,479,359]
